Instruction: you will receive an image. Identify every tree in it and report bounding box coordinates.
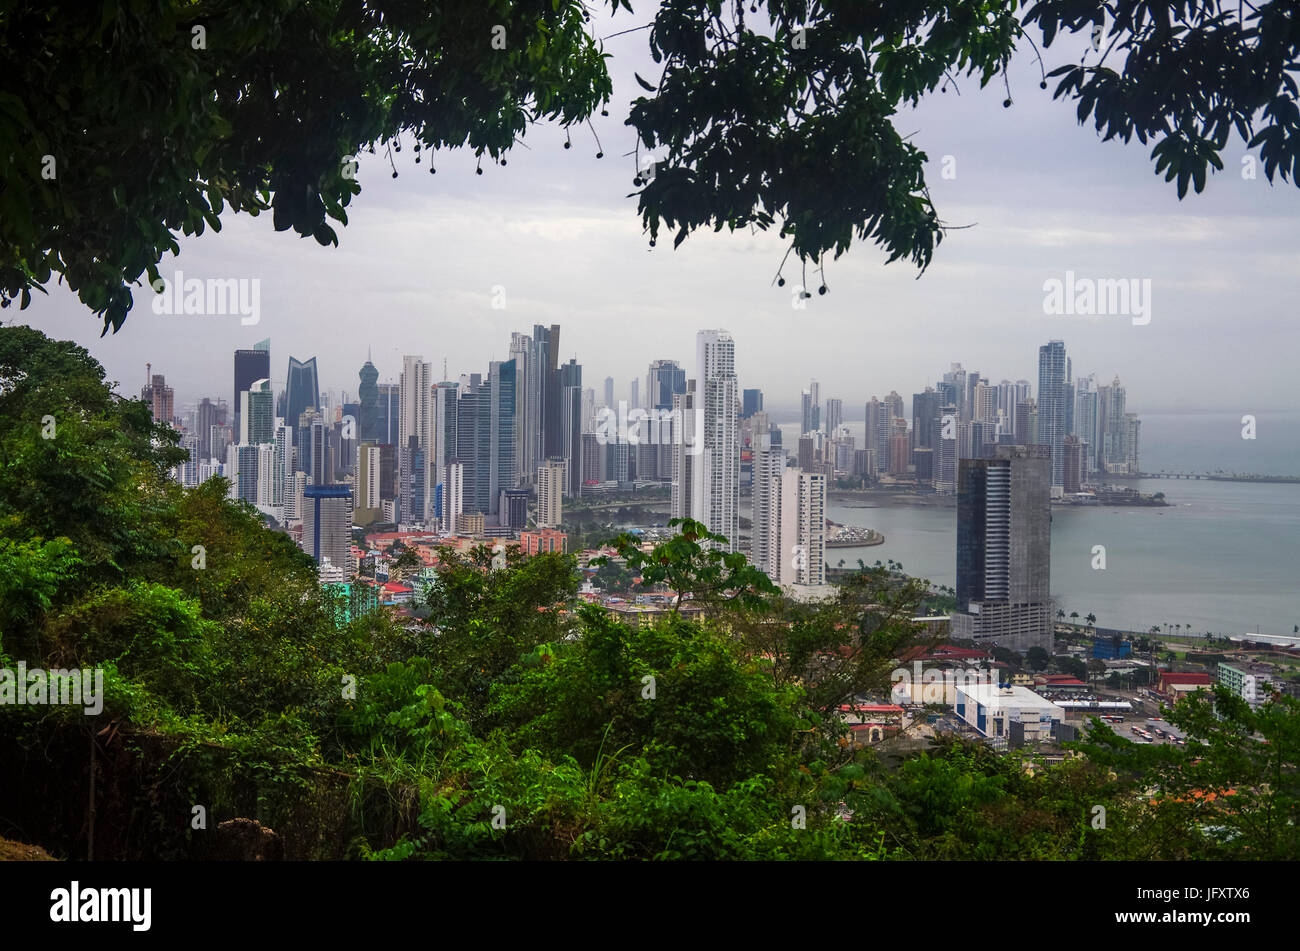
[1025,646,1050,672]
[1085,613,1097,630]
[7,1,1300,331]
[596,518,778,613]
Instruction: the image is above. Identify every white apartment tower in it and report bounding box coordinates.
[536,459,566,528]
[750,433,786,580]
[777,467,826,587]
[440,461,464,535]
[691,330,739,550]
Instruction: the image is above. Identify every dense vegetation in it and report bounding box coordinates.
[1,326,1297,860]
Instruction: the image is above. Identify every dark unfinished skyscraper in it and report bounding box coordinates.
[233,347,270,438]
[952,444,1053,653]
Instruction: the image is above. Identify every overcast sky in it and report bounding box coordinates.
[14,8,1300,419]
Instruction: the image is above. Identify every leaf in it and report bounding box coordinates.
[634,72,657,92]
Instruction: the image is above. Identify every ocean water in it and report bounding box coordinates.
[773,415,1300,636]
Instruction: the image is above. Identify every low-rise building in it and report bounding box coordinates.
[954,683,1063,743]
[1156,671,1213,701]
[1217,662,1276,710]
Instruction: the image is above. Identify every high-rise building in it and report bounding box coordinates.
[935,404,958,493]
[973,381,998,424]
[603,376,615,409]
[355,442,382,526]
[375,383,401,446]
[669,382,697,523]
[951,445,1053,652]
[1016,398,1038,447]
[750,434,785,580]
[233,347,270,438]
[824,398,843,436]
[455,375,489,516]
[1063,434,1084,493]
[284,356,319,444]
[433,381,458,468]
[358,358,379,442]
[488,359,518,517]
[500,487,530,532]
[537,459,566,528]
[889,432,911,476]
[227,443,260,504]
[141,368,174,425]
[629,377,640,411]
[692,331,740,550]
[301,484,353,572]
[1037,340,1070,487]
[943,364,968,421]
[742,388,763,418]
[776,467,826,586]
[864,398,882,472]
[509,332,535,485]
[441,461,464,534]
[801,388,815,435]
[274,421,294,514]
[559,359,583,496]
[1073,374,1098,472]
[647,359,687,411]
[195,398,222,460]
[240,378,274,445]
[309,416,331,486]
[912,388,940,454]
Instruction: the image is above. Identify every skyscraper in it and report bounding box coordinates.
[777,467,826,586]
[488,358,517,517]
[240,378,274,445]
[141,368,174,426]
[1037,340,1070,488]
[284,356,320,444]
[358,358,379,442]
[750,433,785,579]
[741,388,764,418]
[440,462,464,534]
[559,358,583,496]
[537,459,566,528]
[951,445,1053,652]
[356,442,382,526]
[1063,434,1084,493]
[301,484,354,573]
[824,398,843,436]
[647,359,687,411]
[1073,374,1098,473]
[692,330,739,550]
[375,383,400,446]
[456,375,490,515]
[233,347,270,438]
[912,388,940,454]
[670,382,697,523]
[603,376,615,408]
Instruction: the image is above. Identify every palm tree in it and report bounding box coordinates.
[1057,609,1066,620]
[1085,613,1096,632]
[1069,611,1080,624]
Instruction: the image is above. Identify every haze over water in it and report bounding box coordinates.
[779,415,1300,636]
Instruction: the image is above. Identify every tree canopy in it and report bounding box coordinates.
[2,1,1297,331]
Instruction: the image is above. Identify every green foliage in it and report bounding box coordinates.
[9,3,1291,329]
[4,324,1299,861]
